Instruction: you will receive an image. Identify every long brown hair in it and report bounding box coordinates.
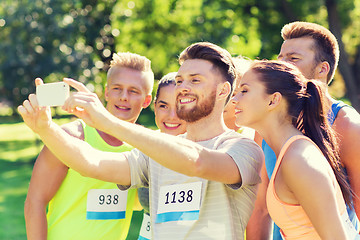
[251,60,352,205]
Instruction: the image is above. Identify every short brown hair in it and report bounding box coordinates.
[178,42,237,103]
[107,52,154,94]
[281,21,339,83]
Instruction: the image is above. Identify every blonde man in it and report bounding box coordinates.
[20,42,263,239]
[24,52,154,240]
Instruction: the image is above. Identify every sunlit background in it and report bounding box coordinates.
[1,0,360,239]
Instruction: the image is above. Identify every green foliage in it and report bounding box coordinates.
[111,0,262,81]
[342,1,360,59]
[0,0,116,111]
[2,1,360,238]
[0,160,32,240]
[1,0,360,115]
[1,0,357,121]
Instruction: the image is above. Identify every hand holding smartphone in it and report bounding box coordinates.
[36,82,70,107]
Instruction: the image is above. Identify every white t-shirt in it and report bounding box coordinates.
[119,130,264,240]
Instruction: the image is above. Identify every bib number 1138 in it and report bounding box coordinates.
[165,189,193,204]
[156,182,202,223]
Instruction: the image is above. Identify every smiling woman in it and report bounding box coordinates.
[154,72,187,136]
[137,72,187,240]
[233,60,358,240]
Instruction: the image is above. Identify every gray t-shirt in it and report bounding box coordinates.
[119,130,263,240]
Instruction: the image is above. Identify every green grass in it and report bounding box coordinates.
[0,160,32,240]
[0,118,72,239]
[0,122,42,163]
[0,118,144,239]
[0,118,73,162]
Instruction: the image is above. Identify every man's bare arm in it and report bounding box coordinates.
[334,107,360,220]
[18,90,131,185]
[246,161,272,240]
[62,79,247,185]
[25,120,84,240]
[25,147,68,240]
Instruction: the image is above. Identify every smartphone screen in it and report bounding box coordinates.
[36,82,70,107]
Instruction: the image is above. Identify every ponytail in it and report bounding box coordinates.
[250,60,353,206]
[301,81,326,142]
[302,80,353,206]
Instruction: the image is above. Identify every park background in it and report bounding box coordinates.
[1,0,360,239]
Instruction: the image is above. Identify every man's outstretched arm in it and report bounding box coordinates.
[246,161,272,240]
[61,78,250,185]
[18,79,131,185]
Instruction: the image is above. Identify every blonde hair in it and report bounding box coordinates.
[107,52,154,94]
[232,56,253,87]
[232,55,252,78]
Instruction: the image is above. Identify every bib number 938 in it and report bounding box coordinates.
[98,194,119,205]
[86,189,128,220]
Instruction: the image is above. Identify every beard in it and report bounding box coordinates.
[302,64,317,80]
[176,89,216,123]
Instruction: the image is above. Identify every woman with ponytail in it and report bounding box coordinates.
[233,60,359,239]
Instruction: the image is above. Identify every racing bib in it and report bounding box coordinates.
[156,182,202,223]
[138,213,151,240]
[86,189,128,220]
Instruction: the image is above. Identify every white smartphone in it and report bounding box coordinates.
[36,82,70,107]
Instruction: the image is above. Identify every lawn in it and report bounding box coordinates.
[0,118,71,240]
[0,160,33,239]
[0,117,143,239]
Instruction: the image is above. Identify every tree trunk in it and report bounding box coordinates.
[280,0,298,22]
[326,0,360,111]
[353,45,360,89]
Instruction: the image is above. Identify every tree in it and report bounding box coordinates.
[111,0,262,79]
[249,0,360,110]
[1,0,360,117]
[0,0,117,114]
[326,0,360,109]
